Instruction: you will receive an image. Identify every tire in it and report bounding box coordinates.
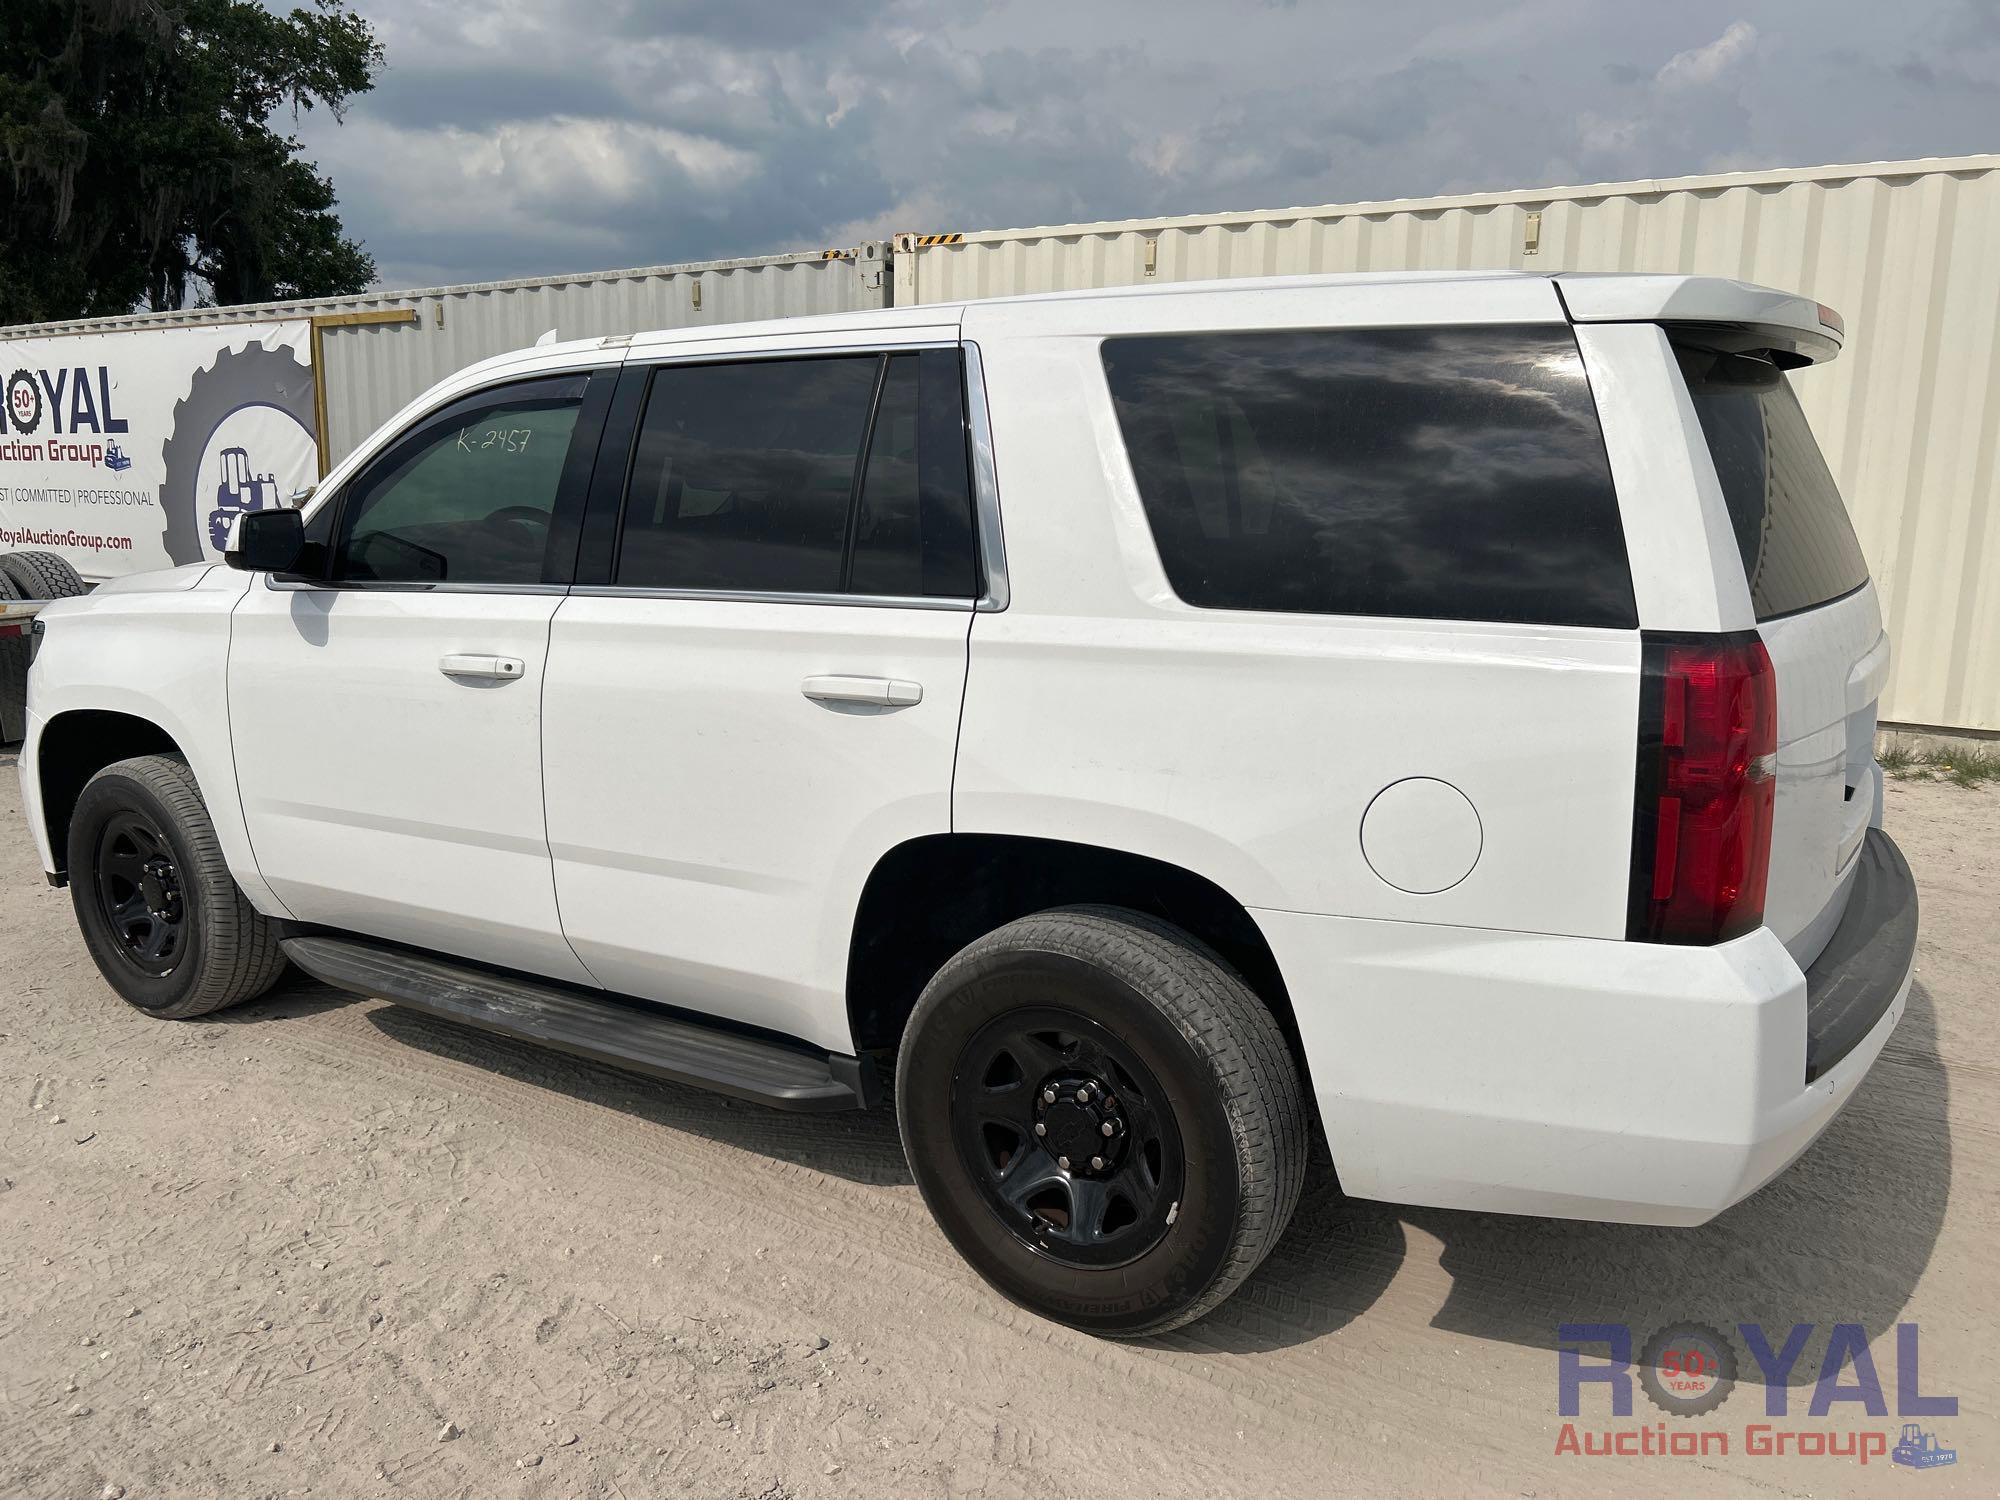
[0,569,27,745]
[0,549,87,600]
[896,905,1308,1336]
[67,754,286,1018]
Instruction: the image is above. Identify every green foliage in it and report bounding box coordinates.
[0,0,382,322]
[1879,737,2000,788]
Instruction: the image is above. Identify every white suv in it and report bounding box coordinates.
[19,272,1918,1335]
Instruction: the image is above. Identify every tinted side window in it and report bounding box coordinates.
[616,357,880,593]
[332,376,586,585]
[1101,326,1638,628]
[848,350,978,598]
[1678,349,1870,621]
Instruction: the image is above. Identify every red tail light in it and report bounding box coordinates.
[1628,633,1777,944]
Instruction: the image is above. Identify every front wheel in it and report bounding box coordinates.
[68,754,287,1018]
[897,906,1308,1336]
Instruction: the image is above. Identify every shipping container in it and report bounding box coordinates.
[6,242,889,467]
[894,157,2000,735]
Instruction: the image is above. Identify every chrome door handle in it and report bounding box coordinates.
[801,674,923,707]
[440,653,525,681]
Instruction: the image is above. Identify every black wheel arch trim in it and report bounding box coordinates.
[845,831,1312,1103]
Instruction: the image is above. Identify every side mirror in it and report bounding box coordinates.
[224,508,306,573]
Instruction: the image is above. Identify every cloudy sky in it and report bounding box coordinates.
[292,1,2000,292]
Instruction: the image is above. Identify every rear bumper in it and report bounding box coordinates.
[1254,832,1916,1225]
[1805,829,1917,1081]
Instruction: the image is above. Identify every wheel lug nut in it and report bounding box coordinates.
[1034,1123,1046,1136]
[1100,1121,1114,1136]
[1076,1086,1091,1103]
[1090,1156,1104,1171]
[1057,1155,1070,1170]
[1042,1089,1056,1104]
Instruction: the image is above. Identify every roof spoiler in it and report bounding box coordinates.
[1556,274,1843,367]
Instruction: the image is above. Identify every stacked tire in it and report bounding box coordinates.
[0,551,88,745]
[0,550,90,603]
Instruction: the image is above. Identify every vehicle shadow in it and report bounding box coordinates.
[358,990,914,1188]
[260,958,1948,1363]
[1174,980,1950,1366]
[199,976,367,1024]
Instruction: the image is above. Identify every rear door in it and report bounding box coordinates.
[229,368,612,984]
[1676,342,1885,963]
[541,340,980,1053]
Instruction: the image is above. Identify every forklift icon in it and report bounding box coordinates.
[104,440,133,472]
[1892,1423,1957,1469]
[208,446,283,550]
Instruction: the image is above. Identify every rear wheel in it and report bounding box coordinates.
[68,754,286,1018]
[897,905,1307,1336]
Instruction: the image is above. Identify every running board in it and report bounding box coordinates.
[279,934,876,1112]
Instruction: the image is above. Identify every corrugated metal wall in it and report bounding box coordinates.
[6,243,890,463]
[319,245,887,458]
[895,158,2000,734]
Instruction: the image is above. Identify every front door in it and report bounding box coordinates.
[542,346,980,1052]
[229,368,611,985]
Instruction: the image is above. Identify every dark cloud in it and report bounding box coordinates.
[358,66,615,133]
[295,0,2000,290]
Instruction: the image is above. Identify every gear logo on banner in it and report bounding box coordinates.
[6,370,43,434]
[158,343,318,565]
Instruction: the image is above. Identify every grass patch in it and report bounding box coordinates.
[1879,738,2000,788]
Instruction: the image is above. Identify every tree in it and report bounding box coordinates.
[0,0,382,323]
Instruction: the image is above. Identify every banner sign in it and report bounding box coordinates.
[0,321,318,581]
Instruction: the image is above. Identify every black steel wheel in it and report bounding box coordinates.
[953,1007,1186,1269]
[68,754,287,1018]
[899,905,1308,1337]
[93,811,188,977]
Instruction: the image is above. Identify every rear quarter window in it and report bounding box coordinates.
[1677,347,1870,621]
[1100,325,1637,629]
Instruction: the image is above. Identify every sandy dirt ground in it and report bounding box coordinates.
[1,759,1993,1499]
